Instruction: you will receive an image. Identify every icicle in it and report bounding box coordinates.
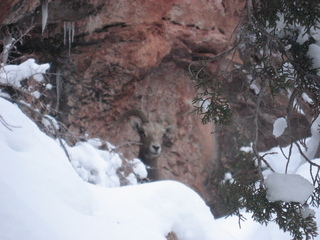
[68,22,71,54]
[63,21,75,54]
[2,35,13,65]
[63,21,67,46]
[88,15,93,35]
[41,0,48,34]
[71,22,75,43]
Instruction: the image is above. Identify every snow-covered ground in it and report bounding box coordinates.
[2,93,320,239]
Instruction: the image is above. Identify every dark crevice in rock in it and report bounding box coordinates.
[95,22,128,33]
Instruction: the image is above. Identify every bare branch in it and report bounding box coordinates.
[0,96,71,162]
[0,115,21,131]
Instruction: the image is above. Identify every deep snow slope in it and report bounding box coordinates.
[0,97,232,240]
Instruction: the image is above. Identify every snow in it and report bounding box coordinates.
[222,172,233,184]
[274,15,309,45]
[303,116,320,161]
[265,173,314,203]
[31,90,41,99]
[46,83,53,89]
[0,97,232,240]
[308,44,320,71]
[131,158,148,179]
[302,92,314,105]
[0,59,49,88]
[68,141,122,187]
[300,205,316,219]
[272,117,287,138]
[41,114,60,134]
[296,158,320,187]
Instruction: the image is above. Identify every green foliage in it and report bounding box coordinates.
[221,181,318,240]
[190,62,232,125]
[251,0,320,102]
[190,0,320,238]
[289,39,317,74]
[253,0,320,34]
[219,152,318,240]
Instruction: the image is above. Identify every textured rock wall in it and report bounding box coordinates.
[0,0,246,205]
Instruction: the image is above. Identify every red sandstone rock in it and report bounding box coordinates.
[0,0,263,207]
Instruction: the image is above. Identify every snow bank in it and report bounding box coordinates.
[91,181,233,240]
[1,95,319,240]
[0,98,95,240]
[0,97,230,240]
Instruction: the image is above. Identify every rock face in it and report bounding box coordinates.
[4,0,312,214]
[1,0,246,204]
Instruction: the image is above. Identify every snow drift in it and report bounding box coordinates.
[0,97,229,240]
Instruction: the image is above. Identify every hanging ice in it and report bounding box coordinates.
[64,21,75,54]
[2,35,13,65]
[41,0,48,34]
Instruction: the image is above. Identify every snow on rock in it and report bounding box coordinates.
[273,117,287,138]
[0,59,50,88]
[265,173,314,203]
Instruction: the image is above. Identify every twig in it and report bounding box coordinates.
[260,152,277,172]
[0,115,21,131]
[252,76,269,186]
[0,96,71,162]
[284,142,294,174]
